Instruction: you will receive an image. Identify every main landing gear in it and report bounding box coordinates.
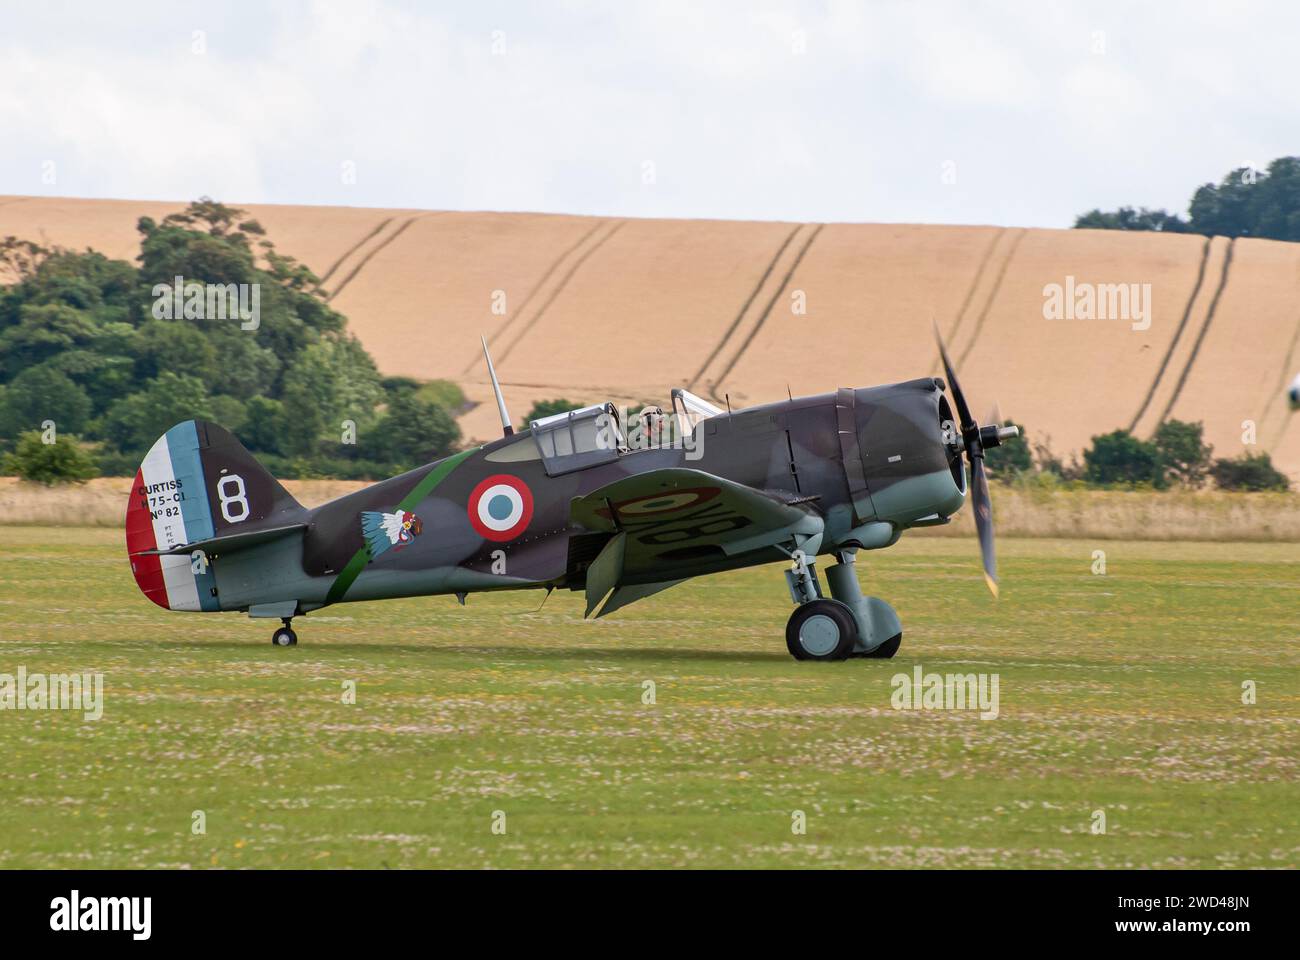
[784,549,902,661]
[271,618,298,647]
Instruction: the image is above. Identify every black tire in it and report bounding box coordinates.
[272,627,297,647]
[866,632,902,659]
[785,599,858,661]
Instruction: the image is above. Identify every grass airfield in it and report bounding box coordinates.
[0,526,1297,869]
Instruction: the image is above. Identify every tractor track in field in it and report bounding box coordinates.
[954,227,1026,370]
[690,223,803,391]
[931,227,1004,377]
[318,217,394,287]
[465,218,609,374]
[495,219,627,365]
[1263,310,1300,448]
[326,213,431,303]
[1259,253,1300,448]
[707,223,824,404]
[1157,237,1236,426]
[1128,235,1213,434]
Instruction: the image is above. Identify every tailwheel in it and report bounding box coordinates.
[865,632,902,659]
[786,599,858,661]
[271,619,297,647]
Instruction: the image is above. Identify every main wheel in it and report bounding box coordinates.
[271,626,297,647]
[865,632,902,659]
[785,599,858,661]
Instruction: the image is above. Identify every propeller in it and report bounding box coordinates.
[934,324,1018,598]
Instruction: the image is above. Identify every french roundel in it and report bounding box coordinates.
[612,486,720,516]
[468,474,534,541]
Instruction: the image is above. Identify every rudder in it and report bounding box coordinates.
[125,420,303,611]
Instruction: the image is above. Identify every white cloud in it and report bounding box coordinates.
[0,0,1297,227]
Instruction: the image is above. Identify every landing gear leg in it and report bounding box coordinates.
[784,550,856,661]
[824,549,902,658]
[271,618,298,647]
[784,549,822,605]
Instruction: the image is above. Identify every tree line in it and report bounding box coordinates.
[985,419,1289,492]
[1075,156,1300,241]
[0,200,462,483]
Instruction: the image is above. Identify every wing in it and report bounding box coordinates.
[570,467,824,616]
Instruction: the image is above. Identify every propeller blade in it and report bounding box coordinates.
[933,322,976,438]
[934,322,999,598]
[970,457,998,598]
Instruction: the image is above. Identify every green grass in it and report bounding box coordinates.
[0,527,1297,868]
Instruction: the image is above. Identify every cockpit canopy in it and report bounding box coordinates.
[530,402,624,476]
[525,390,721,476]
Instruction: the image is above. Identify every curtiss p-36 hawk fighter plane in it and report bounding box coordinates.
[126,333,1016,660]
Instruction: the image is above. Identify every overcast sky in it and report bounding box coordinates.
[1,0,1296,227]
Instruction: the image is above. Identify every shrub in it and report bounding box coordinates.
[418,379,467,412]
[1028,433,1083,481]
[1153,419,1213,488]
[1083,430,1163,487]
[93,449,141,478]
[3,431,98,484]
[380,376,421,400]
[1210,452,1291,491]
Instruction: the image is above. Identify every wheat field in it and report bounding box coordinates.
[4,195,1300,476]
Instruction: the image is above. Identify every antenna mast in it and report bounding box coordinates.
[481,336,514,437]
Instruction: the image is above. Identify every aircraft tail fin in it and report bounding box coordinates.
[124,420,305,611]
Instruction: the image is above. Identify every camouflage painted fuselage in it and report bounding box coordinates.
[127,377,966,618]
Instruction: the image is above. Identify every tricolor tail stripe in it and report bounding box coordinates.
[125,421,219,612]
[165,422,220,611]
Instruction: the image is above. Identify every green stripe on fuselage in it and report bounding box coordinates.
[324,447,478,605]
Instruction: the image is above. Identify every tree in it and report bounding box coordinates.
[44,346,137,413]
[0,302,100,377]
[1074,206,1188,233]
[135,198,344,369]
[418,379,467,412]
[0,364,92,438]
[1152,419,1213,488]
[1083,430,1163,487]
[1187,171,1255,237]
[98,372,214,456]
[279,335,384,457]
[1076,156,1300,242]
[363,392,461,468]
[522,399,577,426]
[0,199,411,477]
[1210,452,1290,491]
[380,376,421,400]
[3,431,98,484]
[132,318,220,383]
[239,395,288,455]
[1249,157,1300,242]
[0,237,51,282]
[209,395,248,434]
[201,329,281,399]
